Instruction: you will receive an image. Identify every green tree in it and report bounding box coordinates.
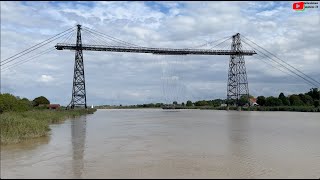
[173,101,178,105]
[306,88,320,101]
[266,96,283,106]
[195,100,208,106]
[206,100,213,106]
[212,99,223,107]
[21,98,29,102]
[226,99,235,106]
[289,95,304,106]
[186,100,193,107]
[0,93,32,112]
[238,95,249,106]
[257,96,266,106]
[314,100,320,107]
[278,92,290,106]
[33,96,50,106]
[0,94,15,111]
[19,98,32,111]
[299,94,313,106]
[181,102,185,106]
[155,103,163,107]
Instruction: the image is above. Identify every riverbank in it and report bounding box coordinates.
[0,109,96,145]
[97,106,320,112]
[97,106,198,109]
[200,106,320,112]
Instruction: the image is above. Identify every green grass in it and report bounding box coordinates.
[0,109,96,145]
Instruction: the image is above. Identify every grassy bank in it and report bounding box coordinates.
[0,109,96,145]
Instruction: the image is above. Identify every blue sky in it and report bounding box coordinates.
[1,1,319,106]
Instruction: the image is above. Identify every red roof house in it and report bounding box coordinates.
[249,97,259,106]
[48,104,60,109]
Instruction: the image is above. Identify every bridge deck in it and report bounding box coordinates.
[55,43,256,56]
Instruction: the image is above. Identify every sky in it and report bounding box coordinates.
[1,1,320,106]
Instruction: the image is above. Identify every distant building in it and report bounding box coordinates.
[48,104,60,110]
[220,103,227,107]
[249,97,259,106]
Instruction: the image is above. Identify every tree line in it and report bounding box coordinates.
[0,94,51,113]
[2,88,319,112]
[99,88,320,108]
[256,88,319,107]
[184,88,319,108]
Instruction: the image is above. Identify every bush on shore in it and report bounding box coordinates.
[0,109,96,145]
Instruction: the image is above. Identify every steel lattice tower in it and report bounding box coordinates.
[56,25,254,109]
[69,24,87,109]
[227,33,249,106]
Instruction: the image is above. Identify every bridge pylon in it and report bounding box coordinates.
[67,24,87,109]
[227,33,249,107]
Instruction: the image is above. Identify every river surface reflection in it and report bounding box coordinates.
[1,109,320,178]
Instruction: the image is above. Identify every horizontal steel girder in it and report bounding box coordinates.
[55,43,256,56]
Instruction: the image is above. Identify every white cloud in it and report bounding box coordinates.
[38,75,54,83]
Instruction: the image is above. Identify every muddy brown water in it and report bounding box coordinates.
[1,109,320,178]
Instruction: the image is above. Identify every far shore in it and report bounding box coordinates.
[96,106,320,112]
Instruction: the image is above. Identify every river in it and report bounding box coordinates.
[1,109,320,178]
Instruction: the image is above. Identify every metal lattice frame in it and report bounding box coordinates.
[227,33,249,106]
[58,24,254,109]
[68,25,87,109]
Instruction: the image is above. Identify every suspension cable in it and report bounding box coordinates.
[242,39,319,87]
[2,47,56,71]
[210,36,232,49]
[82,29,114,46]
[1,26,75,64]
[185,35,231,49]
[1,27,76,67]
[82,26,140,47]
[242,35,320,86]
[83,28,129,47]
[62,29,76,44]
[252,53,316,87]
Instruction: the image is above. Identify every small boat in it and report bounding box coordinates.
[162,105,176,109]
[161,104,185,110]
